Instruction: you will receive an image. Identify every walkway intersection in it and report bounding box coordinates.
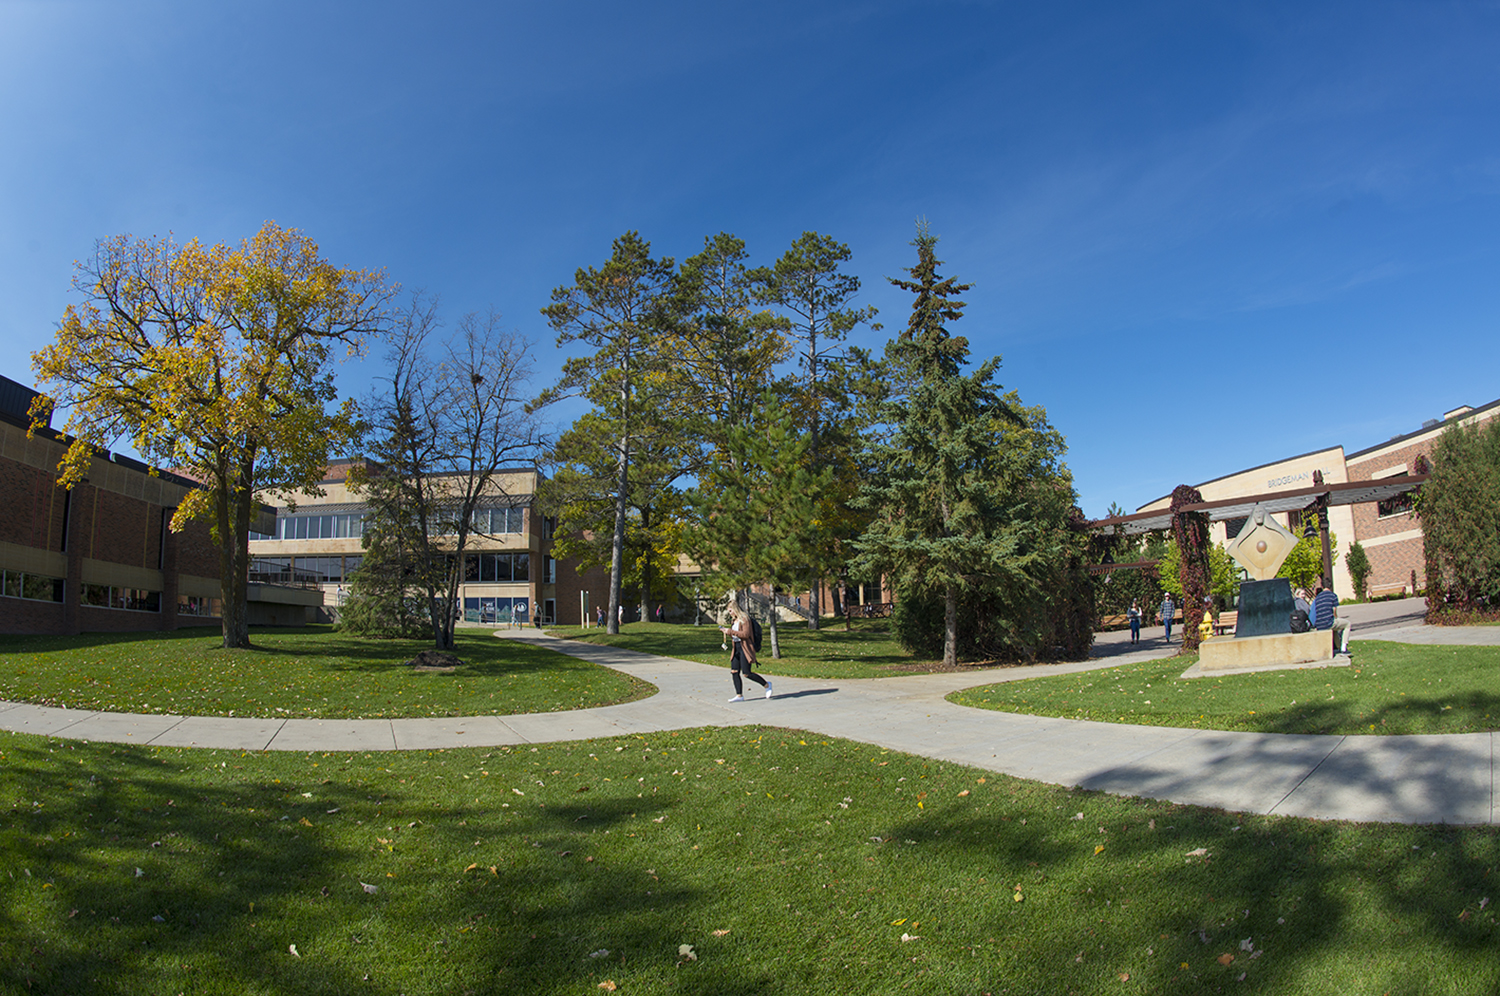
[1,598,1494,826]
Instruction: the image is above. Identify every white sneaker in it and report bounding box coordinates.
[727,694,744,702]
[764,683,774,699]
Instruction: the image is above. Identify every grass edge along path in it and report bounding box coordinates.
[950,641,1500,737]
[550,619,1027,680]
[3,725,1498,995]
[0,626,653,720]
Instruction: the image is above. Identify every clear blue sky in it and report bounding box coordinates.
[3,1,1497,517]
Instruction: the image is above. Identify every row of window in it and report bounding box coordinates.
[250,506,537,543]
[83,584,162,612]
[249,555,364,585]
[251,513,368,542]
[461,596,531,624]
[2,570,65,603]
[464,552,531,583]
[1,572,218,617]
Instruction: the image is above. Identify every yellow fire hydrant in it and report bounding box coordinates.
[1198,608,1215,643]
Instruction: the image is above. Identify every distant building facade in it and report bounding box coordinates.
[0,373,283,635]
[1136,399,1500,599]
[249,461,576,625]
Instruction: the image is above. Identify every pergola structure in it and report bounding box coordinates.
[1087,473,1429,588]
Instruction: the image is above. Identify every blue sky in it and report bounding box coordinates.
[3,1,1498,517]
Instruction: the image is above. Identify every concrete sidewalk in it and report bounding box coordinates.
[2,598,1494,825]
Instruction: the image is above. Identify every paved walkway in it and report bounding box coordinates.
[2,598,1495,825]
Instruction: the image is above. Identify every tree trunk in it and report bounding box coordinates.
[218,471,254,649]
[768,588,781,658]
[943,582,958,669]
[607,428,629,635]
[807,572,820,630]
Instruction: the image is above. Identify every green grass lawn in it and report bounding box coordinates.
[952,641,1500,736]
[550,620,1002,680]
[3,726,1496,995]
[0,627,651,720]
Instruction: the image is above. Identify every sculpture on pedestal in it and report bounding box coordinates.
[1225,505,1300,638]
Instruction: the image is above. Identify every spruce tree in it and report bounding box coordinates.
[856,223,1077,666]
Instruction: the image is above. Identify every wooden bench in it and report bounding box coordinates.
[1213,610,1238,636]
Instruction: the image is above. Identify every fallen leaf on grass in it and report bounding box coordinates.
[712,929,730,937]
[588,949,609,959]
[678,943,697,962]
[1186,848,1209,858]
[900,933,920,942]
[299,817,314,827]
[957,790,970,797]
[1119,972,1130,982]
[598,982,617,991]
[290,944,301,958]
[1094,845,1106,855]
[464,863,478,873]
[1217,953,1234,966]
[891,918,907,926]
[360,882,378,894]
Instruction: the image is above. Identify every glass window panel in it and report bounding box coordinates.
[143,590,162,612]
[3,572,19,598]
[512,553,529,582]
[510,508,525,533]
[344,555,362,577]
[83,582,110,606]
[492,553,511,582]
[464,554,480,582]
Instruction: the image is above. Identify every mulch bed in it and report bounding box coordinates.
[406,650,465,672]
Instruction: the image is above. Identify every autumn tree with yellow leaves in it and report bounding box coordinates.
[30,221,391,649]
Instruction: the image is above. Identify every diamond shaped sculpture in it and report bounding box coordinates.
[1225,504,1300,581]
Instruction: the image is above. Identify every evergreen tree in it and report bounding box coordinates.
[855,223,1081,666]
[752,232,877,628]
[687,391,831,658]
[537,232,680,635]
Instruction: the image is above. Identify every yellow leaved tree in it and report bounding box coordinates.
[30,221,391,648]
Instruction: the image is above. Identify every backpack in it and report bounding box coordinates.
[750,616,763,653]
[1290,609,1311,633]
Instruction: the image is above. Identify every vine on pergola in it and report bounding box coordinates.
[1170,484,1211,653]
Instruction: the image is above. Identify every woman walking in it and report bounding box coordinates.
[1127,601,1141,644]
[720,606,772,702]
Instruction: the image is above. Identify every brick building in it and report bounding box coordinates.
[0,373,281,635]
[1135,398,1500,599]
[249,461,578,625]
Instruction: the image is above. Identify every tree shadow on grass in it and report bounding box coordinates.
[870,784,1500,993]
[0,736,782,996]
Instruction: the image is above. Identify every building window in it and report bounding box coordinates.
[178,594,221,617]
[543,555,556,583]
[463,552,532,583]
[261,512,366,541]
[1378,491,1415,518]
[1223,517,1248,541]
[2,571,65,603]
[82,583,161,611]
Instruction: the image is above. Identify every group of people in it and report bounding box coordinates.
[1125,583,1349,655]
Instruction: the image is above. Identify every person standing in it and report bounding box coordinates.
[596,605,605,628]
[1127,601,1141,644]
[719,606,772,702]
[1159,594,1175,642]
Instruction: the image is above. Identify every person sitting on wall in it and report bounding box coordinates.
[1312,584,1351,657]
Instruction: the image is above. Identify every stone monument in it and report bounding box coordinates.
[1198,504,1333,671]
[1223,505,1299,638]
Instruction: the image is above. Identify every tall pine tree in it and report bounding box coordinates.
[856,222,1080,666]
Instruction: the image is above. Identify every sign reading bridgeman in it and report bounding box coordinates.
[1267,470,1326,489]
